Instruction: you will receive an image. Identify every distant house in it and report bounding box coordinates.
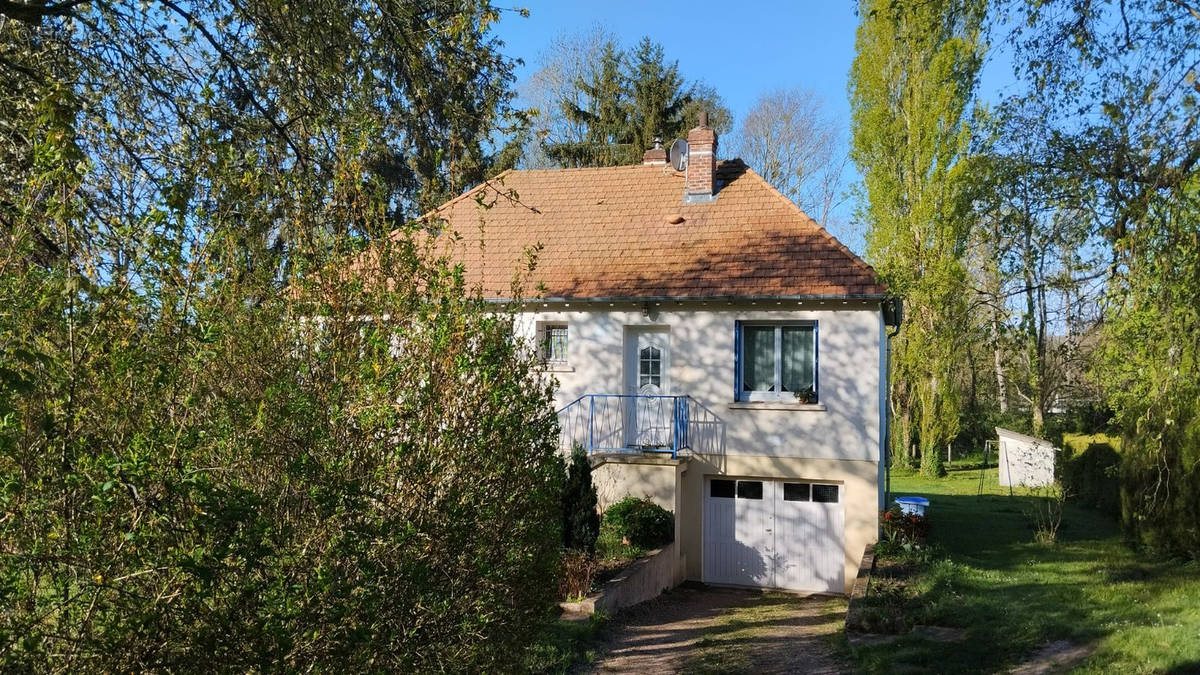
[407,116,897,594]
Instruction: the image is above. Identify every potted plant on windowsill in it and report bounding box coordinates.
[793,387,817,404]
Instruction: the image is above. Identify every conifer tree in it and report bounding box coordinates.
[628,37,687,157]
[551,41,632,166]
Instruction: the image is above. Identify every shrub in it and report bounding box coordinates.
[561,445,600,553]
[920,446,946,478]
[558,551,596,601]
[1061,442,1121,518]
[1026,482,1069,545]
[604,497,674,549]
[0,232,564,672]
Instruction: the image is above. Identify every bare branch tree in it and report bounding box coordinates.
[731,87,848,228]
[518,25,614,169]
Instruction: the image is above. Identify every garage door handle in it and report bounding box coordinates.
[764,529,773,533]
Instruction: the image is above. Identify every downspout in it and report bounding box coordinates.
[883,297,903,514]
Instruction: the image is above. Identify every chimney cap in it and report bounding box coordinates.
[698,110,709,128]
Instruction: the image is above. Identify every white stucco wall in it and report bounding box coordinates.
[524,300,886,593]
[519,301,885,462]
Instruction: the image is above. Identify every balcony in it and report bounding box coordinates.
[556,394,724,459]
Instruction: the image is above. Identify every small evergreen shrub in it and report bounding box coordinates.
[603,497,674,549]
[561,445,600,553]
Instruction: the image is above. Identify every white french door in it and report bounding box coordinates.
[624,328,670,448]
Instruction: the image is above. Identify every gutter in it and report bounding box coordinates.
[484,293,890,305]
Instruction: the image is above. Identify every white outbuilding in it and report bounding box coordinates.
[995,427,1058,488]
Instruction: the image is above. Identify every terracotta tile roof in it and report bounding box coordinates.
[408,160,886,300]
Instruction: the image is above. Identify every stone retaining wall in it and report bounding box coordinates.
[560,542,682,617]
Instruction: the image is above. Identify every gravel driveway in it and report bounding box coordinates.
[585,584,848,674]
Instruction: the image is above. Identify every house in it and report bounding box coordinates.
[415,116,896,594]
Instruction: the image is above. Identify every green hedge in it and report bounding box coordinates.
[604,497,674,549]
[1061,442,1121,519]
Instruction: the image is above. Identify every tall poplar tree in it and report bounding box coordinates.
[849,0,986,474]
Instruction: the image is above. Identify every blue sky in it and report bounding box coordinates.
[491,2,1016,253]
[494,2,866,132]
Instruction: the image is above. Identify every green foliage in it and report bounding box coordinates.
[1060,442,1121,519]
[1094,181,1200,558]
[523,611,607,674]
[595,520,645,562]
[994,1,1200,557]
[849,0,986,470]
[603,497,674,550]
[0,1,567,670]
[920,445,947,478]
[855,469,1200,672]
[544,36,731,167]
[562,445,600,553]
[880,506,930,547]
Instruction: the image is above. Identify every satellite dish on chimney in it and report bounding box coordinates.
[668,138,689,171]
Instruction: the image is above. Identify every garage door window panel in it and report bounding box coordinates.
[710,479,736,499]
[783,482,811,502]
[812,484,839,503]
[736,480,763,500]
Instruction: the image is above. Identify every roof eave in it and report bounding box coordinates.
[484,293,890,305]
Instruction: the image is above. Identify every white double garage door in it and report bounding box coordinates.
[703,477,844,593]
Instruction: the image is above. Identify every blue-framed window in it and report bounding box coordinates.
[734,321,818,403]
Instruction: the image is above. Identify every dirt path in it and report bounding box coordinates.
[585,585,848,674]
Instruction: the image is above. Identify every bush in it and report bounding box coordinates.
[558,551,596,601]
[561,445,600,553]
[603,497,674,549]
[920,446,946,478]
[0,233,564,672]
[1061,442,1121,518]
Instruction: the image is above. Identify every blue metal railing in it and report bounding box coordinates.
[557,394,712,459]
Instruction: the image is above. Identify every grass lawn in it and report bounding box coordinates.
[851,466,1200,673]
[524,613,607,674]
[1063,432,1123,454]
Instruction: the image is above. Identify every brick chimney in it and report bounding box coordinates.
[642,136,667,165]
[685,111,717,203]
